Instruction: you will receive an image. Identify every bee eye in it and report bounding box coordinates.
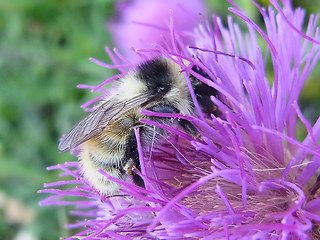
[149,105,178,114]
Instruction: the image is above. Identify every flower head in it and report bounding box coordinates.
[108,0,207,63]
[40,0,320,239]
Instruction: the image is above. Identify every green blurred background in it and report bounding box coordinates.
[0,1,319,239]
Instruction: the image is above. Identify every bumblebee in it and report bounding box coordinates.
[58,58,218,194]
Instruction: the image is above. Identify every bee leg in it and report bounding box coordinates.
[124,129,145,189]
[132,164,145,189]
[177,118,199,138]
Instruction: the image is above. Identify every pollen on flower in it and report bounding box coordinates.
[40,0,320,239]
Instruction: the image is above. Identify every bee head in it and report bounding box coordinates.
[137,58,172,97]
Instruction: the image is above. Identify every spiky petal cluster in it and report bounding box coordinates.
[40,1,320,239]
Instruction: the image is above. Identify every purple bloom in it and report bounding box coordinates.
[108,0,207,63]
[40,0,320,239]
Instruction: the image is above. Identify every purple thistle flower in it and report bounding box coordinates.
[108,0,207,63]
[40,0,320,239]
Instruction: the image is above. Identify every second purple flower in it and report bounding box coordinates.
[40,1,320,239]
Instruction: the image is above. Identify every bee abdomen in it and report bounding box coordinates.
[81,137,127,167]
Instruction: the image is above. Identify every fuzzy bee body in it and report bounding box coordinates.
[80,108,172,193]
[59,58,218,195]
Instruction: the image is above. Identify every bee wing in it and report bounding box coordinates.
[58,91,155,152]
